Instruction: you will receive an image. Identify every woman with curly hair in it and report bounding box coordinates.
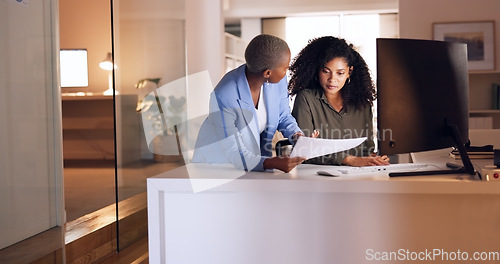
[289,36,389,166]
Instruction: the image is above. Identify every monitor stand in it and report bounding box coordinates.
[389,125,476,177]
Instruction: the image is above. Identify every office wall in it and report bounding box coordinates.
[241,18,262,43]
[262,18,287,40]
[186,0,225,84]
[399,0,500,122]
[225,0,398,19]
[114,0,222,164]
[59,0,115,162]
[0,0,64,250]
[399,0,500,70]
[59,0,111,94]
[114,0,183,164]
[114,0,223,95]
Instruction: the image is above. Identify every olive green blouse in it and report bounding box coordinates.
[291,89,376,165]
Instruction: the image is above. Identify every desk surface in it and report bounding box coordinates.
[149,148,500,195]
[147,148,500,264]
[61,93,113,101]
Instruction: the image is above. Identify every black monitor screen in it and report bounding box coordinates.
[377,38,469,155]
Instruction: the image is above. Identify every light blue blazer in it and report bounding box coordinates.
[192,64,302,171]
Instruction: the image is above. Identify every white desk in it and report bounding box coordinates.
[147,150,500,264]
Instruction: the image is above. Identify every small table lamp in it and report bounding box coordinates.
[99,52,118,95]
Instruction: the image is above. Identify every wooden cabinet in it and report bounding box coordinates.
[62,95,115,160]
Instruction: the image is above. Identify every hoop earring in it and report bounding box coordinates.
[346,78,351,85]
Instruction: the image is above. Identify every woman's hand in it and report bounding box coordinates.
[269,130,319,172]
[263,156,306,173]
[310,129,320,138]
[342,155,390,167]
[292,130,320,142]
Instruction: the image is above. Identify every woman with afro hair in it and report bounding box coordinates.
[289,36,389,166]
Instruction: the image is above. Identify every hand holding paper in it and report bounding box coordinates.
[290,137,367,159]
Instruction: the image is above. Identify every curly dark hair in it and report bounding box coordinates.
[288,36,376,109]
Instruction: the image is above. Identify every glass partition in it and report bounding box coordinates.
[113,0,187,250]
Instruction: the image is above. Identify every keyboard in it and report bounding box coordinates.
[337,163,428,174]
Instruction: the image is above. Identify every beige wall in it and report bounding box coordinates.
[262,18,286,40]
[399,0,500,118]
[0,0,64,250]
[399,0,500,71]
[59,0,111,94]
[225,0,398,20]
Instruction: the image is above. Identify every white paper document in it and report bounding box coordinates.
[290,137,367,159]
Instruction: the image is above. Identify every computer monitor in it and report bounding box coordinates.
[376,38,475,177]
[60,49,89,87]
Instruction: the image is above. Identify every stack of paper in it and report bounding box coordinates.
[290,137,366,159]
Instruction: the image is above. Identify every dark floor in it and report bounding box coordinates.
[64,159,182,221]
[99,236,149,264]
[0,159,183,263]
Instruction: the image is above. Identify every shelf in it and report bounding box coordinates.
[469,70,500,74]
[224,33,246,73]
[225,53,244,61]
[225,32,246,59]
[469,110,500,114]
[62,94,113,101]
